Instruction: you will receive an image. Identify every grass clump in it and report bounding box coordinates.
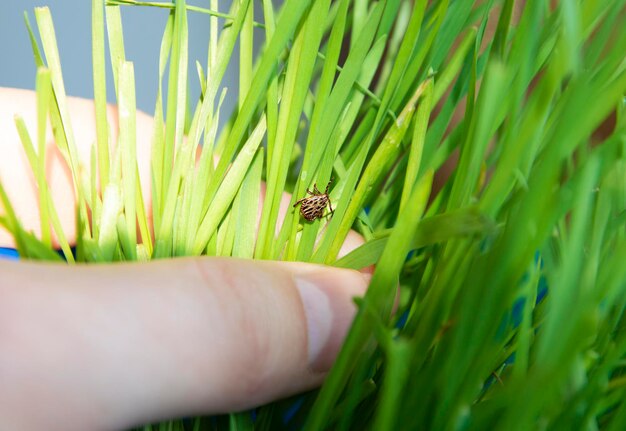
[1,0,626,429]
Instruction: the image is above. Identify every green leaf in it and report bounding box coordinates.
[93,0,110,188]
[192,116,267,255]
[307,170,434,430]
[335,208,495,270]
[118,61,138,260]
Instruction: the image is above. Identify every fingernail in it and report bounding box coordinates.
[294,268,368,372]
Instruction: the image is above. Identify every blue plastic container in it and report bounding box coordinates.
[0,247,19,260]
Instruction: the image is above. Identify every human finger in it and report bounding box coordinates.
[0,257,367,430]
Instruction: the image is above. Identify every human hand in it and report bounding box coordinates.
[0,88,369,430]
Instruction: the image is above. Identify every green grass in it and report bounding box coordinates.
[2,0,626,429]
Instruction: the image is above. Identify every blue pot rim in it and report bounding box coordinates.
[0,247,19,260]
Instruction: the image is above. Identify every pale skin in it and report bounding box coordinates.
[0,88,370,430]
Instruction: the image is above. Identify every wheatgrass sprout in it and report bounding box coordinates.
[1,0,625,429]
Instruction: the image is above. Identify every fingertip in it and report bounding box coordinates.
[338,230,375,276]
[189,258,369,410]
[292,266,368,372]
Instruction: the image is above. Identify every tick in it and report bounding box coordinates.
[293,180,334,221]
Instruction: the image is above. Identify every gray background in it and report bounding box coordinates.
[0,0,247,117]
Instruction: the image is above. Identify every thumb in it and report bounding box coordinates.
[0,257,368,430]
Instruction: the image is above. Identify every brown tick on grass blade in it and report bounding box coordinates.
[293,179,334,221]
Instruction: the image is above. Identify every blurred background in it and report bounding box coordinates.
[0,0,262,119]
